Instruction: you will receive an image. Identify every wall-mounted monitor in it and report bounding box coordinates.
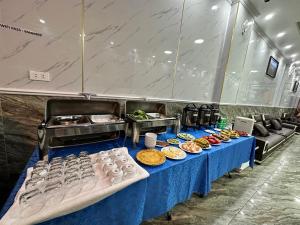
[292,81,299,93]
[266,56,279,78]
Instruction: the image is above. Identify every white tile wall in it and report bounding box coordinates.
[220,2,253,104]
[84,0,183,98]
[173,0,231,101]
[220,2,296,108]
[84,0,231,101]
[0,0,82,93]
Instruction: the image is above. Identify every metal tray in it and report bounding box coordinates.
[89,114,124,124]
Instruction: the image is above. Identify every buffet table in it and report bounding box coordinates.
[0,129,255,225]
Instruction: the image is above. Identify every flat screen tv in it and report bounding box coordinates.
[266,56,279,78]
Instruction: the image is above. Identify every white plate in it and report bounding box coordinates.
[204,129,215,134]
[177,133,195,141]
[161,147,187,160]
[202,145,212,150]
[179,143,202,154]
[214,128,221,132]
[211,143,221,146]
[222,139,232,143]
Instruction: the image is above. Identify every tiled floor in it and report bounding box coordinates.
[143,136,300,225]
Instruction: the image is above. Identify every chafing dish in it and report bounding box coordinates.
[38,99,127,157]
[125,101,180,147]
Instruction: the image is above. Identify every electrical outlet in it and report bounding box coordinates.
[29,70,51,82]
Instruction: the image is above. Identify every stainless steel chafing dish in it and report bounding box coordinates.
[125,101,180,147]
[38,99,127,157]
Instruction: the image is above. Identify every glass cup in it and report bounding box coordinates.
[107,168,123,185]
[102,162,117,175]
[115,157,128,167]
[65,154,77,161]
[64,174,82,198]
[31,167,48,178]
[98,151,109,158]
[122,164,136,179]
[81,172,97,191]
[44,181,64,206]
[25,177,45,190]
[79,151,89,157]
[19,188,45,217]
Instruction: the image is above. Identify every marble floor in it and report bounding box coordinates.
[142,136,300,225]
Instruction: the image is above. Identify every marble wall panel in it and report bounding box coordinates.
[0,99,9,181]
[84,0,183,98]
[219,104,295,123]
[0,0,82,92]
[220,2,253,104]
[173,0,231,101]
[235,31,286,106]
[0,95,48,176]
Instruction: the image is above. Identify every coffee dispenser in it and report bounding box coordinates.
[197,105,211,128]
[210,105,220,127]
[182,104,198,130]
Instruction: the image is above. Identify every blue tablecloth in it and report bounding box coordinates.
[0,129,255,225]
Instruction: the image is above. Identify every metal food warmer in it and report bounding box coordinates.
[125,101,180,147]
[37,99,127,158]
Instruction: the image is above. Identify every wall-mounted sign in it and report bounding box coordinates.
[0,23,42,37]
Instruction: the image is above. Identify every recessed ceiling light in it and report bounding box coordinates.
[264,13,274,21]
[250,70,259,73]
[110,41,114,45]
[194,39,204,44]
[211,5,218,11]
[291,54,298,58]
[294,61,300,64]
[232,72,236,74]
[284,45,293,49]
[152,55,156,58]
[276,32,286,38]
[167,60,172,63]
[39,19,46,24]
[164,50,173,55]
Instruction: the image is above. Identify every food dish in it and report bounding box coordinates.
[167,138,180,145]
[179,141,202,154]
[203,136,222,145]
[221,130,240,139]
[136,149,166,166]
[212,133,231,142]
[235,130,250,137]
[204,129,215,134]
[194,138,211,149]
[177,133,195,141]
[156,140,169,147]
[132,110,149,120]
[161,147,187,160]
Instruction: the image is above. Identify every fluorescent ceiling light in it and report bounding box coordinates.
[291,54,298,58]
[39,19,46,24]
[284,45,293,49]
[250,70,259,73]
[211,5,218,11]
[264,13,274,21]
[194,39,204,44]
[167,60,172,63]
[294,61,300,64]
[164,50,173,55]
[276,32,286,38]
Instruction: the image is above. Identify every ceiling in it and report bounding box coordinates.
[249,0,300,69]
